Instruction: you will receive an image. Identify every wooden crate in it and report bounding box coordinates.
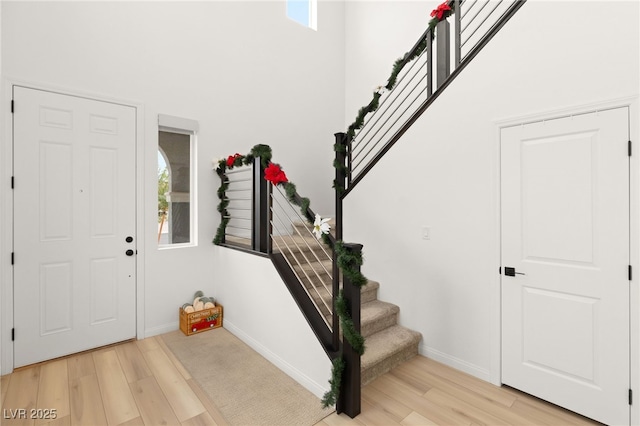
[179,305,223,336]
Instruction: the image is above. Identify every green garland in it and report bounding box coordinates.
[335,241,368,288]
[332,141,348,196]
[345,3,454,141]
[336,290,365,355]
[213,145,369,408]
[321,356,345,408]
[212,144,274,244]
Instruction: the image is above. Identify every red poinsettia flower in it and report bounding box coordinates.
[430,1,452,20]
[264,163,288,185]
[226,153,243,167]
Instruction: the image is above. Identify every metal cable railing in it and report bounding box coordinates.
[351,46,431,177]
[344,0,525,194]
[222,165,253,246]
[460,0,513,60]
[270,185,334,326]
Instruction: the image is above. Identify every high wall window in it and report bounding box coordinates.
[287,0,317,30]
[158,114,198,247]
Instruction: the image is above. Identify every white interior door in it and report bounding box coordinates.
[13,86,137,367]
[501,108,630,425]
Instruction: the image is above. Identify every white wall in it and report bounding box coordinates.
[212,248,332,397]
[1,0,344,390]
[343,0,639,383]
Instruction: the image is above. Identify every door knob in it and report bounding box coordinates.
[126,249,134,256]
[504,267,525,276]
[125,236,133,243]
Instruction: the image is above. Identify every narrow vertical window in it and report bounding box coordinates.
[158,114,198,247]
[287,0,317,30]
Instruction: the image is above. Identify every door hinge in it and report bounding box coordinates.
[10,100,14,114]
[629,265,632,281]
[11,252,14,265]
[11,176,14,189]
[629,141,632,157]
[630,389,633,405]
[11,328,15,341]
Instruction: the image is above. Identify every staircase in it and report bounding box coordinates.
[281,221,422,386]
[359,280,421,385]
[217,4,527,412]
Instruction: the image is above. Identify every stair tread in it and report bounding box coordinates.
[274,233,329,247]
[291,260,333,275]
[362,325,421,370]
[362,280,380,291]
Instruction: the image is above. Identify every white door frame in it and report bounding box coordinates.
[0,78,146,375]
[491,95,639,424]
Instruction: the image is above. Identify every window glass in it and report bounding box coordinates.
[287,0,317,30]
[158,115,197,247]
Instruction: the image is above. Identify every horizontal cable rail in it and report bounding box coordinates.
[220,164,253,249]
[344,0,525,195]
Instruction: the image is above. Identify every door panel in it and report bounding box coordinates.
[13,87,137,367]
[501,108,629,425]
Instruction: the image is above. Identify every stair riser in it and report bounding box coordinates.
[361,286,378,304]
[361,311,398,338]
[298,274,333,291]
[361,345,419,386]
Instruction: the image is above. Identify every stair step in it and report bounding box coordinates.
[273,233,331,256]
[361,325,421,386]
[361,300,399,338]
[291,259,332,273]
[292,261,333,288]
[361,280,379,304]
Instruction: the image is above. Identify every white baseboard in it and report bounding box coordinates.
[144,322,179,338]
[224,321,329,399]
[420,343,492,383]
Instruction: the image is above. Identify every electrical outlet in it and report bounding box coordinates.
[421,226,431,240]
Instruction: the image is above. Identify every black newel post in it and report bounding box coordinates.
[333,132,346,351]
[218,172,228,245]
[252,157,269,253]
[338,243,362,418]
[454,0,461,68]
[436,18,451,88]
[333,132,361,418]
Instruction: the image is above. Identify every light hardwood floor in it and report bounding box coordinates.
[1,335,600,426]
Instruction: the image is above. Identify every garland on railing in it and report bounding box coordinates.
[321,356,345,408]
[344,1,454,141]
[212,145,367,348]
[213,145,368,408]
[212,144,272,245]
[332,138,348,196]
[335,241,367,287]
[336,290,365,355]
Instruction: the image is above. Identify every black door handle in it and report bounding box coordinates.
[126,249,134,256]
[125,236,133,243]
[505,267,525,276]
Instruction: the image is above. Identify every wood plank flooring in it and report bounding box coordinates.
[1,335,601,426]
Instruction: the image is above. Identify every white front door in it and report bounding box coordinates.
[13,86,137,367]
[501,108,630,425]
